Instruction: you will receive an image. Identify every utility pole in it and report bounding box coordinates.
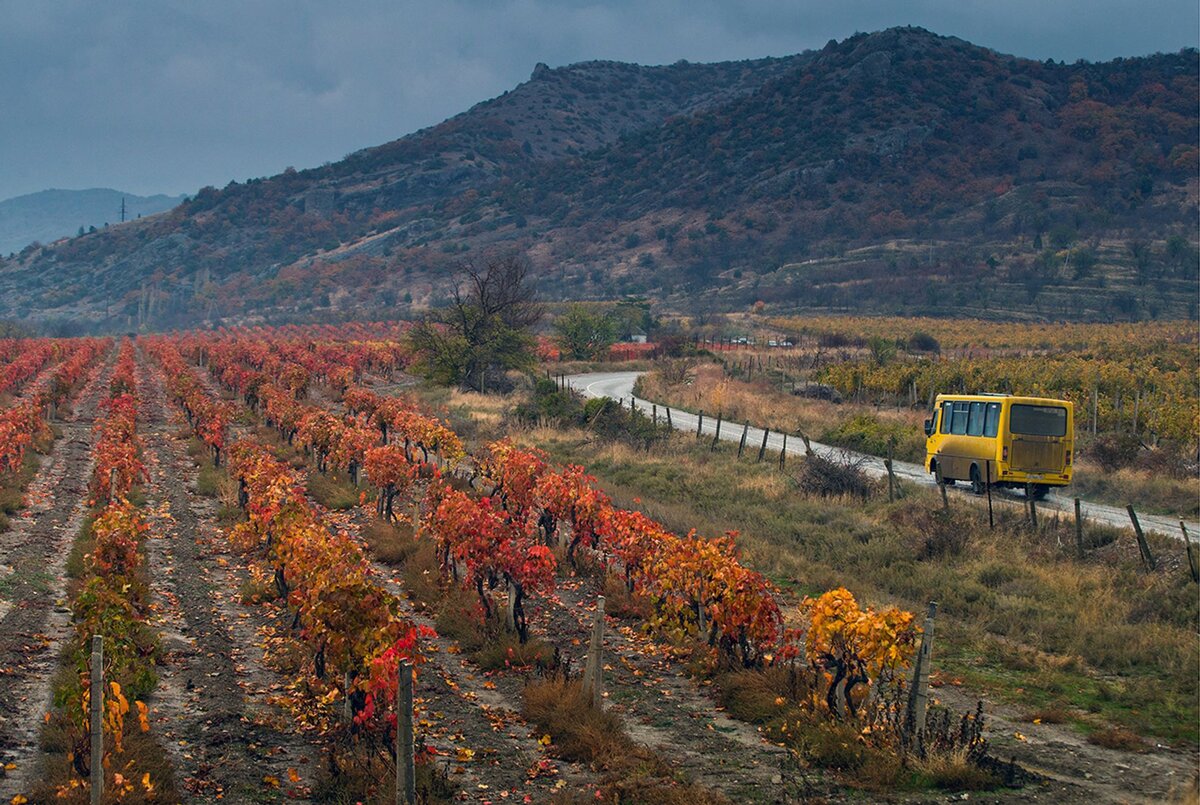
[120,196,127,223]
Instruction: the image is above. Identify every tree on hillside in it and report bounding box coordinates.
[408,254,543,392]
[554,304,618,360]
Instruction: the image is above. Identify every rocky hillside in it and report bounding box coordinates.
[2,28,1196,331]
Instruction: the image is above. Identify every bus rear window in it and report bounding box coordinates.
[1010,404,1067,437]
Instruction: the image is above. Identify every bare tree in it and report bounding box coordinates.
[409,254,544,392]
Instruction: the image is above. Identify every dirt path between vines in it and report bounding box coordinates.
[316,379,800,802]
[138,348,320,802]
[0,351,113,800]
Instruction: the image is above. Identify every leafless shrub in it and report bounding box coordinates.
[791,452,874,499]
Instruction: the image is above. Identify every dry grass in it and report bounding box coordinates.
[362,519,419,565]
[638,363,926,460]
[523,677,728,805]
[1087,725,1147,752]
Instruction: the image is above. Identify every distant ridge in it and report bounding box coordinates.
[0,188,185,255]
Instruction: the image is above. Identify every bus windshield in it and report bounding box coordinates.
[1010,404,1067,437]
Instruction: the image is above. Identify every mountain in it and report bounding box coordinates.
[0,188,185,256]
[1,28,1196,332]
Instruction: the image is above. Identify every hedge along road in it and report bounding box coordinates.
[564,370,1200,544]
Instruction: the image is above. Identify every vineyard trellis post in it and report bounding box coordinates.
[396,659,415,805]
[1126,505,1156,571]
[90,635,103,805]
[582,595,606,708]
[905,602,937,737]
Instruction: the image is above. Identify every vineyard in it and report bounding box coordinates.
[0,326,1194,803]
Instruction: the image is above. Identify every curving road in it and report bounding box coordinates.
[565,371,1200,543]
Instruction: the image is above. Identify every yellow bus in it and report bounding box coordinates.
[923,394,1074,499]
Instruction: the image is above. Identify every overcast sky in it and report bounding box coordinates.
[2,0,1196,201]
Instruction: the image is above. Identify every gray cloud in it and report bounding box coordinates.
[1,0,1196,200]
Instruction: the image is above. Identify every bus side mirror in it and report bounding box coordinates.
[923,418,934,436]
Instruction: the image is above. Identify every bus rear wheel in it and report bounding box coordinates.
[1028,484,1049,501]
[969,465,985,496]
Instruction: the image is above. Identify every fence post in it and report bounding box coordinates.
[652,404,657,425]
[934,465,949,511]
[1026,488,1038,530]
[90,635,103,805]
[581,596,606,709]
[885,443,895,502]
[1126,505,1156,571]
[396,660,415,805]
[665,407,673,429]
[757,428,769,462]
[1074,499,1085,558]
[711,413,723,450]
[985,460,993,528]
[1182,522,1199,583]
[779,433,787,469]
[696,410,704,438]
[906,602,937,736]
[737,422,749,458]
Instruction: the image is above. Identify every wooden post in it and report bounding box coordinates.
[934,465,949,511]
[696,410,704,437]
[885,443,895,502]
[1126,505,1156,571]
[1074,499,1084,558]
[581,596,606,708]
[505,580,517,632]
[652,404,657,425]
[1182,522,1198,583]
[737,422,749,458]
[1027,494,1038,530]
[985,460,993,529]
[779,433,787,469]
[90,635,103,805]
[757,428,769,462]
[711,413,722,450]
[665,407,673,429]
[396,660,415,805]
[906,602,937,736]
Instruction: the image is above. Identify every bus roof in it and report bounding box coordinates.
[934,393,1073,408]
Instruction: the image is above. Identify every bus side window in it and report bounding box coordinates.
[951,402,969,435]
[984,403,1001,437]
[940,402,951,434]
[967,402,985,436]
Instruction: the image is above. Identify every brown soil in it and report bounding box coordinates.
[0,351,113,799]
[137,347,321,802]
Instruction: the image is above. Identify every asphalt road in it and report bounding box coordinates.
[565,370,1200,544]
